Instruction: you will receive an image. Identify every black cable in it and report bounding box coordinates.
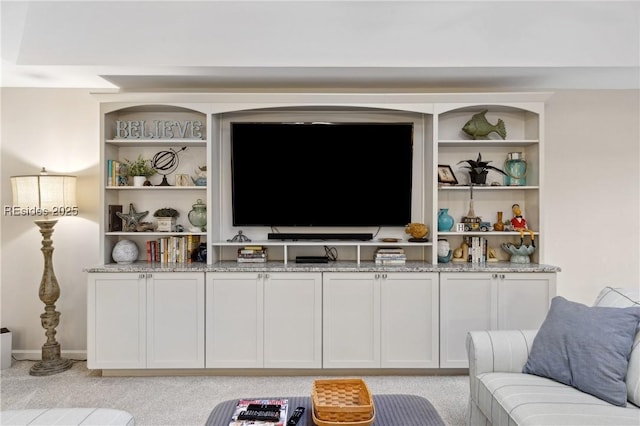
[372,226,382,239]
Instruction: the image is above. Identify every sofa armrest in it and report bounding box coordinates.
[466,329,538,401]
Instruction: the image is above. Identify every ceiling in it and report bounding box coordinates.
[1,1,639,91]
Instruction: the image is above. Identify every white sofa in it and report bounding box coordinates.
[466,287,640,425]
[0,408,134,425]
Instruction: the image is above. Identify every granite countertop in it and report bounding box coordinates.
[85,261,561,273]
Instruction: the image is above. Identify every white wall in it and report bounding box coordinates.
[1,88,100,357]
[545,91,640,304]
[1,88,638,355]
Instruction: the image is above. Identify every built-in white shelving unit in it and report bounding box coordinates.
[95,92,551,265]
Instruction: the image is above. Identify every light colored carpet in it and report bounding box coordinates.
[1,361,469,425]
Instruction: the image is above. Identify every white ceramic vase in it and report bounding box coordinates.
[112,240,139,264]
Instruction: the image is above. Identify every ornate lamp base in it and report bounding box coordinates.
[30,342,73,376]
[29,219,73,376]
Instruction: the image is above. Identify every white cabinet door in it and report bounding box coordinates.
[498,273,556,330]
[263,273,322,368]
[440,273,495,368]
[323,273,380,368]
[206,272,264,368]
[87,273,146,369]
[147,272,205,368]
[381,272,439,368]
[440,272,556,368]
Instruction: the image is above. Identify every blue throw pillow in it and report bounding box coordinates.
[523,296,640,406]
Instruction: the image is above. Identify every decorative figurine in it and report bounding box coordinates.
[462,110,507,140]
[116,203,149,232]
[227,230,251,243]
[135,222,156,232]
[502,204,536,263]
[510,203,535,246]
[405,223,429,242]
[451,242,468,263]
[487,247,499,262]
[452,247,465,262]
[437,239,452,263]
[192,166,207,186]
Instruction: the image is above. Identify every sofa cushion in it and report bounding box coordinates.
[476,372,640,425]
[522,296,640,406]
[0,408,134,425]
[593,286,640,406]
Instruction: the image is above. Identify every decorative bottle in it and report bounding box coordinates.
[188,199,207,231]
[437,208,454,232]
[493,211,504,231]
[504,152,527,186]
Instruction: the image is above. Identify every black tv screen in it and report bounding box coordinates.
[230,122,414,227]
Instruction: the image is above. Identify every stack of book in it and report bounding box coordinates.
[465,236,488,263]
[106,159,127,186]
[146,235,201,263]
[374,247,406,265]
[237,246,268,263]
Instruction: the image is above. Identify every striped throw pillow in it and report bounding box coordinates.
[594,287,640,406]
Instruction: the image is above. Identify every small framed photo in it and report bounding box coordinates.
[175,174,190,187]
[438,165,458,185]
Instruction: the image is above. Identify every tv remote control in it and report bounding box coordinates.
[287,406,305,425]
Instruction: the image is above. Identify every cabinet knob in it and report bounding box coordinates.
[500,274,505,279]
[383,273,388,279]
[265,273,270,279]
[139,273,145,279]
[492,274,498,279]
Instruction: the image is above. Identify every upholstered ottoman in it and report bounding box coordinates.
[0,408,134,425]
[206,394,444,426]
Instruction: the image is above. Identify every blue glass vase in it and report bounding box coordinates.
[438,208,454,232]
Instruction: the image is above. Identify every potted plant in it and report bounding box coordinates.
[457,152,507,185]
[153,207,179,232]
[124,155,156,186]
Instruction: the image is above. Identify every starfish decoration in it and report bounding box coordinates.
[116,203,149,232]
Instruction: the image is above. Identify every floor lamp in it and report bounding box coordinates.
[10,168,77,376]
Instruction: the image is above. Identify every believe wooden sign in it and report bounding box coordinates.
[115,120,204,139]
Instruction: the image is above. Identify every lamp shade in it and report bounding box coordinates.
[11,170,76,211]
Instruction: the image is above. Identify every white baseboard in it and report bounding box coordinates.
[12,350,87,361]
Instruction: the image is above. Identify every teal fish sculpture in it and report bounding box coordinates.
[462,110,507,140]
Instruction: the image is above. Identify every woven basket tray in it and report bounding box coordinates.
[311,379,375,426]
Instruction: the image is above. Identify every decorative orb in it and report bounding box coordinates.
[152,150,179,174]
[112,240,139,264]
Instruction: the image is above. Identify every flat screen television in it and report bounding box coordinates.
[230,122,414,227]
